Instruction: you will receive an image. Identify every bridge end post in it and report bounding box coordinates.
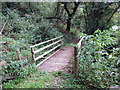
[30,47,36,65]
[74,46,78,79]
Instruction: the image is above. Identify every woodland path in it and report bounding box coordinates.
[38,46,74,73]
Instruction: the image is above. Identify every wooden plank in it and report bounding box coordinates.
[34,39,63,54]
[36,48,61,67]
[34,44,61,61]
[30,35,63,48]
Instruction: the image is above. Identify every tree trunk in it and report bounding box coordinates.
[62,2,79,32]
[66,17,71,32]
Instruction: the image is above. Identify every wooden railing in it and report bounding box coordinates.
[30,35,64,67]
[74,36,85,79]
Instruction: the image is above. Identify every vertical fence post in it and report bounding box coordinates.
[74,46,78,79]
[62,37,64,47]
[31,47,36,64]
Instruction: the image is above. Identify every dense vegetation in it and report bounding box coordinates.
[1,2,120,89]
[77,29,120,88]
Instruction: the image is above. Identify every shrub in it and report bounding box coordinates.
[2,60,36,78]
[77,29,120,88]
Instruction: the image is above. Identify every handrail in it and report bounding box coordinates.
[35,44,61,61]
[34,39,63,54]
[30,35,63,48]
[30,35,64,67]
[77,36,85,49]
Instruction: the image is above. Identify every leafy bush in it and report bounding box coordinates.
[1,36,32,61]
[77,29,120,88]
[1,9,62,44]
[3,71,53,88]
[2,60,36,78]
[33,21,62,44]
[1,6,62,81]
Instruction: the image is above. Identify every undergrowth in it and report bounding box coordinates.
[77,29,120,88]
[3,71,85,88]
[3,71,53,88]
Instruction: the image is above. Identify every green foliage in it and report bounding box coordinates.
[1,2,120,89]
[83,2,119,35]
[1,36,32,61]
[1,2,62,84]
[50,71,85,88]
[3,71,83,88]
[1,3,62,62]
[2,60,36,78]
[3,71,53,88]
[33,21,62,43]
[77,29,120,88]
[1,35,35,80]
[1,7,62,44]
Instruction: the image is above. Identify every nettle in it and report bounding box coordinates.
[77,30,119,88]
[2,60,36,78]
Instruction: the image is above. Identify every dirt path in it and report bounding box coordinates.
[38,46,74,73]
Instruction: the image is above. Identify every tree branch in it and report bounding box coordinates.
[43,16,65,23]
[71,2,80,17]
[102,2,120,29]
[63,2,71,16]
[0,21,7,35]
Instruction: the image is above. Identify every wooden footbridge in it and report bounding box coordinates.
[1,35,85,81]
[30,35,85,77]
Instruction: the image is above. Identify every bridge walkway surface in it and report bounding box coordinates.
[38,46,74,73]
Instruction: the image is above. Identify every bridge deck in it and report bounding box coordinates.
[38,46,74,72]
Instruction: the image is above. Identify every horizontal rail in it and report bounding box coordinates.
[36,49,61,67]
[30,35,63,48]
[34,44,62,61]
[34,38,63,54]
[77,36,85,49]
